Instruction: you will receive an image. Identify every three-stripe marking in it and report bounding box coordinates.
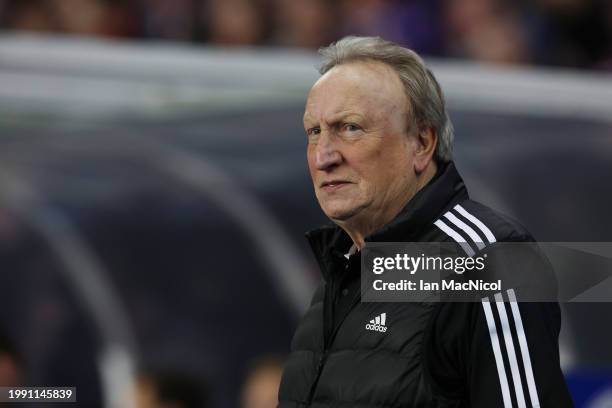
[434,205,539,406]
[482,289,540,408]
[434,204,496,256]
[454,204,496,244]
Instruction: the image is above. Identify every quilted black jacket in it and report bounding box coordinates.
[278,161,573,408]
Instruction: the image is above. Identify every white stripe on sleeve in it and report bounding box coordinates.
[443,211,486,250]
[454,204,496,244]
[482,297,513,408]
[434,219,476,257]
[494,292,527,408]
[507,289,541,408]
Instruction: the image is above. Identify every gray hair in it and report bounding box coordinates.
[318,36,454,162]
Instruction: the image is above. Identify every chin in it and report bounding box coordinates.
[323,205,360,222]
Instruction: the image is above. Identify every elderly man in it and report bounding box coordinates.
[277,37,573,407]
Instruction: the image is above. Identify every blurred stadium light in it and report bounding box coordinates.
[0,34,610,408]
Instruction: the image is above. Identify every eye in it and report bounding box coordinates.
[306,127,321,136]
[306,127,321,143]
[342,123,361,133]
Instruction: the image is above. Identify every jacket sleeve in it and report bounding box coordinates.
[427,244,575,407]
[466,297,574,407]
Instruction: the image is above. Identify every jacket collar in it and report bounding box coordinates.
[305,161,469,280]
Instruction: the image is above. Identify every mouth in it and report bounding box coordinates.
[320,180,352,191]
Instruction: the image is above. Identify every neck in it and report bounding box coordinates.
[340,163,438,249]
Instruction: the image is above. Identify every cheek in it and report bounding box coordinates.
[347,153,381,193]
[384,136,415,169]
[358,138,413,185]
[306,146,316,177]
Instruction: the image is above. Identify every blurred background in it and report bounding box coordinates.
[0,0,610,407]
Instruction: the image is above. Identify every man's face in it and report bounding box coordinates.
[304,61,420,225]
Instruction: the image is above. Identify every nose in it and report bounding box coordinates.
[314,131,342,171]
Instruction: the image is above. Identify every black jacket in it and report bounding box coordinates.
[278,162,574,408]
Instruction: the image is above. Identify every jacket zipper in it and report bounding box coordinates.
[305,348,329,406]
[305,259,362,406]
[305,267,337,406]
[305,292,362,406]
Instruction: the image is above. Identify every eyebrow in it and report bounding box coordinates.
[329,112,365,123]
[303,112,366,127]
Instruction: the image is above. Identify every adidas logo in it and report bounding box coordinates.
[365,313,388,333]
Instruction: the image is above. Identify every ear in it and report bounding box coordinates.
[413,126,437,174]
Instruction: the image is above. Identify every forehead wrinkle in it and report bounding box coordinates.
[304,93,361,124]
